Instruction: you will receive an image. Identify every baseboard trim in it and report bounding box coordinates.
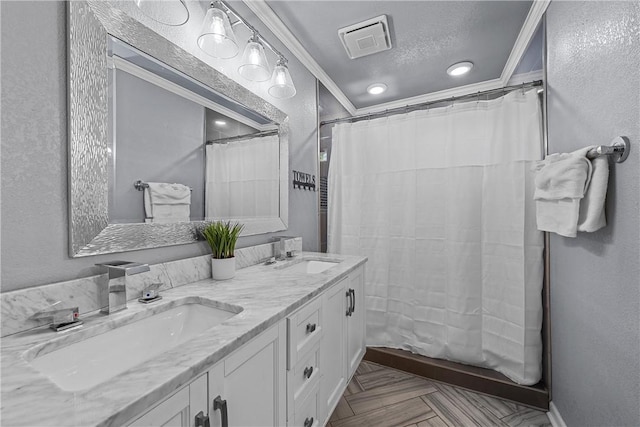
[364,347,549,411]
[548,402,568,427]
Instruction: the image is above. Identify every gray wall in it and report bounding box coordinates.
[546,2,640,426]
[1,1,319,292]
[111,70,205,223]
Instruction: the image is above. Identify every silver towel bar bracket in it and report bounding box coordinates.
[133,180,193,192]
[133,180,149,191]
[587,136,630,163]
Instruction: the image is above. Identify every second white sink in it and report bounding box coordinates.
[283,260,339,274]
[29,300,241,392]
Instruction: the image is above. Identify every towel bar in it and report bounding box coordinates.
[586,136,630,163]
[134,180,193,191]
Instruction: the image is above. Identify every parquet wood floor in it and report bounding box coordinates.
[328,361,550,427]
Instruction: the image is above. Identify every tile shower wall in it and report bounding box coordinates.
[0,1,319,292]
[546,2,640,425]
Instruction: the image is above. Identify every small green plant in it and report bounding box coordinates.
[202,221,244,259]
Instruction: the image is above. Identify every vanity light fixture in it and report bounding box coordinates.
[135,0,189,26]
[447,61,474,76]
[197,0,296,98]
[238,34,271,82]
[197,2,239,59]
[268,57,296,99]
[367,83,387,95]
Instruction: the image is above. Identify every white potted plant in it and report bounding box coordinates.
[202,221,244,280]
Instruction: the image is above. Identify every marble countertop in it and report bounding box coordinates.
[1,252,367,427]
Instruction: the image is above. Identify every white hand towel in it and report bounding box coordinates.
[143,182,191,223]
[577,155,608,232]
[147,182,191,204]
[532,146,594,237]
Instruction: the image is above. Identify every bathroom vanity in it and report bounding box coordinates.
[0,253,366,427]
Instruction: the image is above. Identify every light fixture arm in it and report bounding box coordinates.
[214,0,286,60]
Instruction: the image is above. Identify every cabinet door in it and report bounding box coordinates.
[208,321,287,427]
[346,265,366,378]
[319,277,347,423]
[129,373,207,427]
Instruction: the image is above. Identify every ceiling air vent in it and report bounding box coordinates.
[338,15,392,60]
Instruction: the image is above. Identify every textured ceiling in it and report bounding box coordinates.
[266,1,534,109]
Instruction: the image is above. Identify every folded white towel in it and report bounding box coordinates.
[532,146,594,237]
[144,182,191,223]
[577,155,608,232]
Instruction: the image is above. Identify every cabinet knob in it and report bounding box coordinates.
[304,416,314,427]
[306,323,317,334]
[304,366,314,379]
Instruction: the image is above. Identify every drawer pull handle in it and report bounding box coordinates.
[306,323,317,334]
[350,288,356,314]
[304,416,314,427]
[195,411,210,427]
[304,366,314,379]
[346,290,352,316]
[213,395,228,427]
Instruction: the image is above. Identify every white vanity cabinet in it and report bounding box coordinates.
[345,266,366,377]
[129,373,208,427]
[318,265,366,425]
[128,321,286,427]
[208,321,287,427]
[127,262,366,427]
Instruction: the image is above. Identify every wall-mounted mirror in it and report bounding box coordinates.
[68,1,289,257]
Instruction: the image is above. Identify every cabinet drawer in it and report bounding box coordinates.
[293,381,320,427]
[287,297,322,369]
[291,346,320,404]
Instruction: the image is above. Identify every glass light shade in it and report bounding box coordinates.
[135,0,189,26]
[238,39,271,82]
[197,6,239,59]
[268,61,296,99]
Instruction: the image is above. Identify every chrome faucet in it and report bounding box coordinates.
[31,303,83,332]
[272,236,296,261]
[97,261,150,314]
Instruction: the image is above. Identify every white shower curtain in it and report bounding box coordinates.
[328,89,544,385]
[206,134,279,219]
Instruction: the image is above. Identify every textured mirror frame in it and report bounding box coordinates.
[68,1,289,257]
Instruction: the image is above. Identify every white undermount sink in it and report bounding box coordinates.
[283,260,339,274]
[28,300,241,392]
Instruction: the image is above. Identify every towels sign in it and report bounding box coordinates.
[293,170,316,191]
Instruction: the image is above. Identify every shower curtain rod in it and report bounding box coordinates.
[206,129,278,145]
[320,80,543,126]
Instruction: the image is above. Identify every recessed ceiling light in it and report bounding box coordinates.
[214,120,227,126]
[447,61,474,76]
[367,83,387,95]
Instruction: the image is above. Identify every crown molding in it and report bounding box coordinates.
[500,0,550,84]
[241,0,357,115]
[507,69,544,86]
[244,0,549,115]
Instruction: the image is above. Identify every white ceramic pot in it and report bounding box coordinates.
[211,257,236,280]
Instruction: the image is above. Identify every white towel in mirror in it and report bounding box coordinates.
[144,182,191,223]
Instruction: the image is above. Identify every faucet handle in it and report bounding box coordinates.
[139,283,163,303]
[31,304,82,332]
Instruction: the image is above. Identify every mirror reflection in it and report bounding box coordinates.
[107,37,279,225]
